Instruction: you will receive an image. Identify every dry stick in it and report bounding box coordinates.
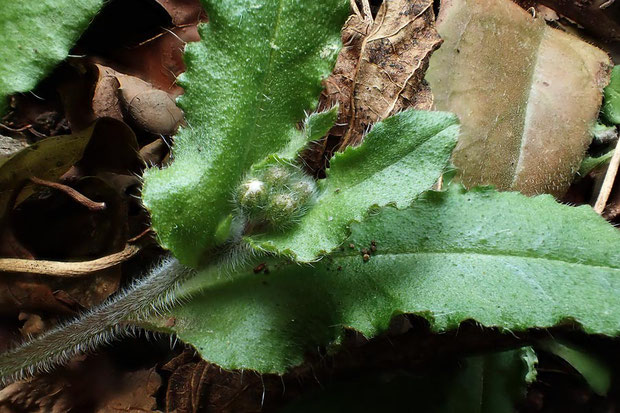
[0,243,142,276]
[29,177,106,211]
[0,123,32,133]
[594,137,620,214]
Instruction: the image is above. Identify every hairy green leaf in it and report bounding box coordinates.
[603,65,620,125]
[142,0,349,267]
[0,0,104,113]
[278,106,339,159]
[426,0,611,197]
[579,149,615,176]
[281,347,536,413]
[247,110,459,261]
[153,186,620,373]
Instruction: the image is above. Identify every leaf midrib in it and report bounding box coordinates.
[241,0,285,171]
[334,249,620,272]
[510,23,546,187]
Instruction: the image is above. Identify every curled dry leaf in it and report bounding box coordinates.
[426,0,612,197]
[91,64,124,122]
[93,64,184,135]
[117,73,184,135]
[321,0,441,148]
[62,63,184,135]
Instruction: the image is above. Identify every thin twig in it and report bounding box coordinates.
[127,228,153,243]
[0,243,142,276]
[0,123,32,133]
[135,24,193,47]
[27,128,47,139]
[594,137,620,214]
[29,177,106,211]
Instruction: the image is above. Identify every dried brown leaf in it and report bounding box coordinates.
[320,13,371,139]
[154,0,206,27]
[94,368,162,413]
[91,64,123,122]
[117,73,183,135]
[140,137,170,167]
[323,0,441,148]
[0,361,161,413]
[62,63,184,135]
[163,352,210,413]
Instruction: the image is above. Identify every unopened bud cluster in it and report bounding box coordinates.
[236,163,317,229]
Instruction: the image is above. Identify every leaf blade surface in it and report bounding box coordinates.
[0,0,104,113]
[156,187,620,373]
[247,109,459,261]
[142,0,350,266]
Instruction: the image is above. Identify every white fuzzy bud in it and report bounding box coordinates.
[238,179,267,211]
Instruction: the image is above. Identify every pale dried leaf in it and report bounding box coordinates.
[0,137,27,162]
[89,64,183,135]
[426,0,612,196]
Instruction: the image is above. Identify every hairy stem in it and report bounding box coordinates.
[0,256,194,385]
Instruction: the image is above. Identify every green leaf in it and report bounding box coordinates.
[579,149,615,176]
[0,0,104,114]
[522,346,539,384]
[592,122,617,144]
[433,347,536,413]
[278,106,339,159]
[0,122,103,221]
[304,106,338,143]
[280,347,536,413]
[426,0,612,196]
[246,110,459,261]
[142,0,349,267]
[153,186,620,373]
[603,65,620,125]
[539,340,611,396]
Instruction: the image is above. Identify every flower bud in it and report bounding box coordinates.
[266,193,298,225]
[263,165,291,185]
[290,178,316,204]
[237,179,268,214]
